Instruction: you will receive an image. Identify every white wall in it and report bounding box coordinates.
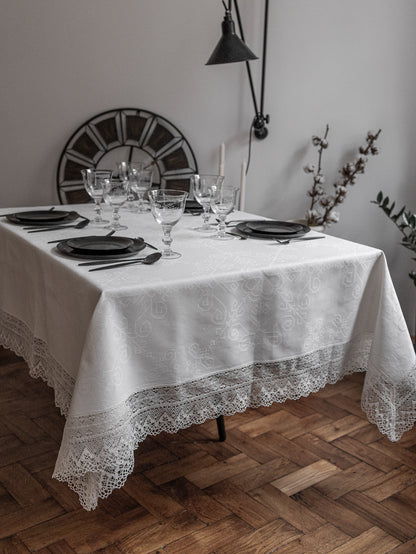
[1,0,415,328]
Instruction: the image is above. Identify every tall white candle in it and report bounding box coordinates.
[239,159,247,211]
[219,143,225,177]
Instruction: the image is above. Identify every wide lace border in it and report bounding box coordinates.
[0,309,74,416]
[1,308,416,511]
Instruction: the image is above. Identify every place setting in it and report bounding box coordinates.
[44,168,163,270]
[229,219,325,243]
[28,172,189,270]
[44,173,167,269]
[57,235,144,260]
[82,188,189,267]
[186,169,325,244]
[189,174,320,244]
[50,233,161,271]
[1,208,88,230]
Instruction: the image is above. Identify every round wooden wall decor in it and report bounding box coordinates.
[56,108,198,204]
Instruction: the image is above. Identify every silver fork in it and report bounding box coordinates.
[214,218,248,227]
[274,236,325,245]
[226,232,247,240]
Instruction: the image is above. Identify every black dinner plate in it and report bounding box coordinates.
[245,220,306,235]
[7,210,78,226]
[66,235,134,254]
[185,200,203,213]
[57,237,146,260]
[235,221,310,239]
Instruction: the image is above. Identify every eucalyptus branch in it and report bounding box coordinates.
[372,192,416,286]
[373,193,415,245]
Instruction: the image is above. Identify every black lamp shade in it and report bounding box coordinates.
[206,11,258,65]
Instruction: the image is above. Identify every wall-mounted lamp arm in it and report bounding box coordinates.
[259,0,269,117]
[206,0,269,139]
[232,0,260,116]
[233,0,269,139]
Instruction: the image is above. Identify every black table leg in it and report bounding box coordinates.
[216,415,226,441]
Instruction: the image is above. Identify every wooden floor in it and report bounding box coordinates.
[1,346,416,553]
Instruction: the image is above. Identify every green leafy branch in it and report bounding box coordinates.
[372,191,416,285]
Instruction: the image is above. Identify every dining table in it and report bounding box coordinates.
[0,203,415,511]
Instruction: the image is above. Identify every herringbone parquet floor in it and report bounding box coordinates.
[1,344,416,553]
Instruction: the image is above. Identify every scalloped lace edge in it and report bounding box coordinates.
[0,310,74,416]
[2,308,416,511]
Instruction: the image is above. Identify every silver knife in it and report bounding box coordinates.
[79,257,147,266]
[289,236,325,241]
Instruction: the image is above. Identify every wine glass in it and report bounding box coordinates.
[210,183,239,240]
[130,169,153,213]
[116,161,130,180]
[81,169,112,227]
[103,178,129,231]
[191,174,224,232]
[149,189,188,259]
[126,162,144,182]
[116,161,143,211]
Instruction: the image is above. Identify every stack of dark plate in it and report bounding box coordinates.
[184,200,203,214]
[6,210,79,226]
[234,220,310,240]
[57,236,146,260]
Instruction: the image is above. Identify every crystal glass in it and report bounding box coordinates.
[116,161,130,180]
[130,169,153,213]
[81,169,112,227]
[210,183,239,240]
[149,189,188,259]
[191,174,224,232]
[103,178,129,231]
[127,162,145,177]
[116,161,144,211]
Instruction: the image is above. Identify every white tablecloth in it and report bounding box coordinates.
[0,204,415,510]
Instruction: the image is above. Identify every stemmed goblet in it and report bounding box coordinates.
[149,189,188,259]
[210,183,239,240]
[81,169,112,227]
[116,161,144,211]
[127,162,145,179]
[103,178,129,231]
[116,161,130,180]
[191,174,224,232]
[130,169,153,213]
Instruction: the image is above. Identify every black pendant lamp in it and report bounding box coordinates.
[206,0,270,140]
[206,6,258,65]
